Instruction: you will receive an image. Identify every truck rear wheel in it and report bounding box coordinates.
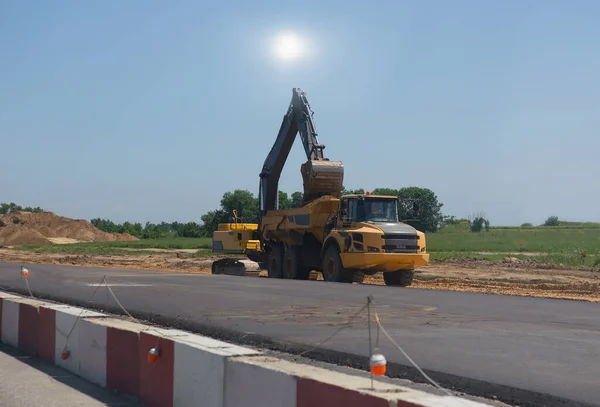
[283,246,310,280]
[383,270,414,287]
[321,245,360,283]
[268,244,284,278]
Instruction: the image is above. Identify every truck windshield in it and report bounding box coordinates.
[340,197,399,223]
[362,198,399,222]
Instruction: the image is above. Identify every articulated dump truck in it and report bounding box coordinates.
[211,88,429,286]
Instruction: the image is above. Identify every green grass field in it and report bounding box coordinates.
[13,224,600,269]
[426,223,600,268]
[428,224,600,253]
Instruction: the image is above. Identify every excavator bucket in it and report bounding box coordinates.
[301,159,344,201]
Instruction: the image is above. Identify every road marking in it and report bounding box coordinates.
[84,283,152,287]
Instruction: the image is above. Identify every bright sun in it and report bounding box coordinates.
[274,33,304,61]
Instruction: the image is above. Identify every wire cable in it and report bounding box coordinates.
[374,312,454,397]
[297,302,369,357]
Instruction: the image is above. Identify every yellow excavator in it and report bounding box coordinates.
[211,88,429,286]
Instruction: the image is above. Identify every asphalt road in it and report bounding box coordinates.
[0,262,597,406]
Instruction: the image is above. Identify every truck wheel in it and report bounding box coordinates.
[284,246,310,280]
[268,245,284,278]
[321,245,355,283]
[383,270,414,287]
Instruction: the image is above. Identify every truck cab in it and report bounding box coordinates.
[337,194,424,254]
[319,193,428,285]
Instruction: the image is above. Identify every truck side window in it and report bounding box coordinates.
[348,199,358,222]
[356,199,365,221]
[340,199,349,221]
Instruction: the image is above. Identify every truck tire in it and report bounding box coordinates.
[268,244,284,278]
[283,246,310,280]
[383,270,414,287]
[321,245,360,283]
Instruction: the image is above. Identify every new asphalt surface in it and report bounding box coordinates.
[0,261,597,406]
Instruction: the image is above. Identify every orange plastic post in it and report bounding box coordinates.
[370,353,387,377]
[148,347,159,363]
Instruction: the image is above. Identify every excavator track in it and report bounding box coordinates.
[211,258,246,276]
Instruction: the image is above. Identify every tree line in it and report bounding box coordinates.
[2,188,485,239]
[87,186,445,238]
[2,188,447,238]
[0,202,44,214]
[88,219,205,239]
[3,200,577,240]
[198,186,446,235]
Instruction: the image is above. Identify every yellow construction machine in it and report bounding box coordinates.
[211,88,429,286]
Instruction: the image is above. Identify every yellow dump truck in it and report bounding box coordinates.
[211,88,429,286]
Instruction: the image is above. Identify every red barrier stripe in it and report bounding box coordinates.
[297,378,391,407]
[37,307,56,363]
[18,303,38,356]
[106,326,141,397]
[138,332,174,407]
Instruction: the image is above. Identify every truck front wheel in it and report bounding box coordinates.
[321,245,358,283]
[383,270,414,287]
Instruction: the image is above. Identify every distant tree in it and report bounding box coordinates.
[291,191,303,208]
[22,206,44,212]
[372,187,444,233]
[118,221,135,235]
[521,222,533,227]
[369,188,397,196]
[170,222,183,233]
[140,222,165,239]
[199,210,227,237]
[341,186,365,195]
[0,202,44,214]
[278,191,292,209]
[91,218,118,233]
[158,222,171,233]
[544,216,559,226]
[468,212,490,232]
[132,222,143,236]
[441,215,460,227]
[179,222,203,238]
[220,189,259,223]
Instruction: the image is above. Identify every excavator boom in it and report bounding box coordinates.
[258,88,343,219]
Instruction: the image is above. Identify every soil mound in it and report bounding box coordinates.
[0,211,138,246]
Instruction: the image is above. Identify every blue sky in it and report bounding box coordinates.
[2,0,599,226]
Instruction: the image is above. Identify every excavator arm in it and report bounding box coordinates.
[259,88,344,219]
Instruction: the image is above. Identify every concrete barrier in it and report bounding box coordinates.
[0,291,491,407]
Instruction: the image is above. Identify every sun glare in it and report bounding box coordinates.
[274,33,304,61]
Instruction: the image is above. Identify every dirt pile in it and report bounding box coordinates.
[0,211,138,246]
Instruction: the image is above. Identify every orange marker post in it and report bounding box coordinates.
[370,353,387,377]
[148,347,160,363]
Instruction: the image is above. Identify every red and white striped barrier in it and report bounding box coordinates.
[0,291,490,407]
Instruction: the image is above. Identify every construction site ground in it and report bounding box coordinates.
[1,247,598,303]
